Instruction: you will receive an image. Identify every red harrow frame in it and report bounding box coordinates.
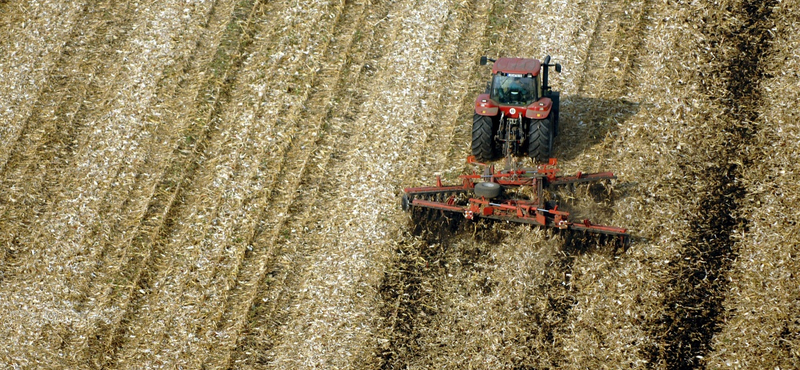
[402,156,629,243]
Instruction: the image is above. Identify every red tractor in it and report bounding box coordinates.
[473,56,562,162]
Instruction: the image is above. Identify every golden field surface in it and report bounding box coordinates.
[0,0,797,368]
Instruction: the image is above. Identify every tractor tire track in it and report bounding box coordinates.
[573,0,612,95]
[225,4,393,366]
[109,0,349,366]
[597,0,651,97]
[608,0,653,97]
[0,1,88,175]
[198,1,376,367]
[61,0,236,366]
[0,1,139,284]
[574,0,651,98]
[643,1,776,369]
[260,0,468,366]
[572,0,652,96]
[96,0,275,367]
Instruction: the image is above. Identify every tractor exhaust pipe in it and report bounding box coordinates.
[541,55,561,94]
[542,55,551,92]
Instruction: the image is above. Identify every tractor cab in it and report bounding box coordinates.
[490,73,539,106]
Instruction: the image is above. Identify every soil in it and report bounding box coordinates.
[0,0,797,369]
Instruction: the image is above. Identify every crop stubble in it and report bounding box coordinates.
[0,1,88,175]
[0,1,132,279]
[1,1,218,366]
[1,0,798,369]
[106,0,356,367]
[704,2,800,367]
[200,0,379,368]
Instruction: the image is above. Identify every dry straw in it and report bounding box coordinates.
[1,0,797,368]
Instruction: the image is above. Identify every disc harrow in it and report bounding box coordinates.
[402,156,629,243]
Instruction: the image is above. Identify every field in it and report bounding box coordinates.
[1,0,798,368]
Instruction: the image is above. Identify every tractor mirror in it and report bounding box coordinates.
[480,56,488,65]
[555,63,562,73]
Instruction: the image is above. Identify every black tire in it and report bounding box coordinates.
[547,91,560,137]
[472,114,494,161]
[474,182,502,199]
[527,118,553,162]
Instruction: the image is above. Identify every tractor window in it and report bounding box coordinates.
[490,74,538,105]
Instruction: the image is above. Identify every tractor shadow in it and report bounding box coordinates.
[553,95,640,161]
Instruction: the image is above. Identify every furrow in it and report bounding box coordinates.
[0,2,177,365]
[60,0,235,366]
[100,0,273,367]
[0,1,139,283]
[109,0,349,367]
[2,0,177,290]
[0,2,92,183]
[225,4,391,367]
[199,2,373,367]
[24,1,225,364]
[0,1,88,175]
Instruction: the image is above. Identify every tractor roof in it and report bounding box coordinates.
[492,58,541,76]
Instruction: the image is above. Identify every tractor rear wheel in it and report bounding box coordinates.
[472,114,494,162]
[527,118,553,162]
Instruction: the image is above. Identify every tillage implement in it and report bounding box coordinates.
[401,156,630,243]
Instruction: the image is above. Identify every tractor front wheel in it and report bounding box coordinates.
[472,114,494,162]
[527,118,553,162]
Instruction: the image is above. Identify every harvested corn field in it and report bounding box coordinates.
[0,0,797,368]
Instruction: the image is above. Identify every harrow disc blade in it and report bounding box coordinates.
[401,193,411,211]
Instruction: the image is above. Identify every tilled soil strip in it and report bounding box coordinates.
[644,1,776,368]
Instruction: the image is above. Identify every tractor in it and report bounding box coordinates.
[472,55,562,162]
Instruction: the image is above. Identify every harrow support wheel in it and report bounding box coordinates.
[472,113,494,162]
[474,182,502,199]
[527,117,553,162]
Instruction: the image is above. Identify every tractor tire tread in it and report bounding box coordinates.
[527,118,552,162]
[472,114,494,162]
